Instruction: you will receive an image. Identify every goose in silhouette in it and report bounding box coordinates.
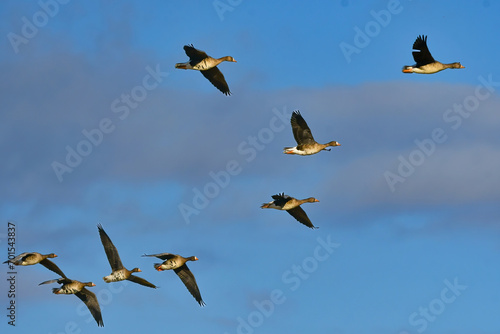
[284,110,340,155]
[39,276,103,327]
[402,35,464,74]
[142,253,205,306]
[175,44,236,95]
[261,193,319,229]
[97,224,156,288]
[3,252,66,278]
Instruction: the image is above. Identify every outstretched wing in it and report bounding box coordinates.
[38,277,71,286]
[40,259,67,278]
[291,111,315,145]
[75,288,104,327]
[286,207,317,229]
[127,275,157,289]
[39,278,61,286]
[142,253,176,261]
[174,264,205,306]
[201,67,231,95]
[184,44,208,65]
[3,252,28,264]
[412,35,435,66]
[97,224,124,271]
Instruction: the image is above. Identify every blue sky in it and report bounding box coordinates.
[1,1,500,333]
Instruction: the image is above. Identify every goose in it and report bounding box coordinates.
[3,252,66,278]
[97,224,157,288]
[39,276,103,327]
[261,193,319,229]
[402,35,464,74]
[142,253,205,306]
[175,44,236,95]
[284,110,340,155]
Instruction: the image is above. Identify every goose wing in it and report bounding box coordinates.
[286,207,317,229]
[184,44,208,66]
[174,264,205,306]
[271,193,292,208]
[40,259,67,278]
[291,111,315,145]
[97,224,124,271]
[127,275,157,289]
[3,252,28,264]
[142,253,176,261]
[412,35,435,66]
[75,288,104,327]
[201,67,231,95]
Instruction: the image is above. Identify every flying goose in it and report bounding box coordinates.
[142,253,205,306]
[261,193,319,229]
[97,224,157,288]
[402,35,464,74]
[3,252,66,278]
[284,110,340,155]
[175,44,236,95]
[39,276,103,327]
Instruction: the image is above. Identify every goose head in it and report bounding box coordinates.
[222,56,237,63]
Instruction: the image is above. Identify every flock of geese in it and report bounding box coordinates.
[4,224,205,327]
[4,35,463,327]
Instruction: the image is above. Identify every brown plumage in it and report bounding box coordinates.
[3,252,66,278]
[175,44,236,95]
[97,224,157,288]
[261,193,319,229]
[402,35,464,74]
[283,111,340,155]
[142,253,205,306]
[39,276,103,327]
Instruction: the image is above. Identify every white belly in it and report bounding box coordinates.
[104,270,127,282]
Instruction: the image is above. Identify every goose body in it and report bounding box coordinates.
[402,35,464,74]
[284,111,340,155]
[3,252,66,278]
[175,44,236,95]
[261,193,319,229]
[103,268,140,283]
[143,253,205,306]
[39,277,103,327]
[97,224,157,288]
